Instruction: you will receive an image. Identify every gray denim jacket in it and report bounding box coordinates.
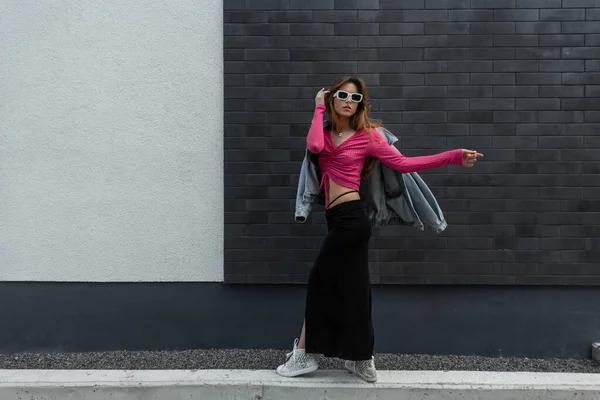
[294,126,448,233]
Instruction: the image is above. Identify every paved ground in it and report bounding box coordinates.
[0,349,598,373]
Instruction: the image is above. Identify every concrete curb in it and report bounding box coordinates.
[1,369,599,399]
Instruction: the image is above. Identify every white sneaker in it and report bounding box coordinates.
[344,356,377,383]
[276,338,319,377]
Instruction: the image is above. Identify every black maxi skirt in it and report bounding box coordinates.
[304,199,374,361]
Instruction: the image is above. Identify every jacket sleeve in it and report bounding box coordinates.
[366,133,463,173]
[306,104,326,153]
[294,156,310,223]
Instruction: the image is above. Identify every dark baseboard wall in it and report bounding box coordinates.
[1,282,598,359]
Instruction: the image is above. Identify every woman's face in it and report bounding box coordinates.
[332,82,361,119]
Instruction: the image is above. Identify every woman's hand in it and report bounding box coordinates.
[462,149,484,167]
[315,88,330,106]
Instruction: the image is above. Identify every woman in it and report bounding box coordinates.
[276,76,483,383]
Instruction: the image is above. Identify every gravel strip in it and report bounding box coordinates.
[0,349,598,373]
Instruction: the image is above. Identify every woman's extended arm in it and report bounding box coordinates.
[306,104,327,153]
[367,134,464,173]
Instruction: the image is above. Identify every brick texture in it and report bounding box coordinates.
[223,0,600,285]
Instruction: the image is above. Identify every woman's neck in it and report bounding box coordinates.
[335,118,351,133]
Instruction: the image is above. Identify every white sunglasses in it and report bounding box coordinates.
[333,90,363,103]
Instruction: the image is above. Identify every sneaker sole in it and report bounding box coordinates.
[357,373,377,383]
[275,364,318,378]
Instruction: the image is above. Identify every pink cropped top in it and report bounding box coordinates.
[306,104,464,208]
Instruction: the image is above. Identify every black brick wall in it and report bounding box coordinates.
[223,0,600,285]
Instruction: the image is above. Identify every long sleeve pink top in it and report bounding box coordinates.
[307,104,464,208]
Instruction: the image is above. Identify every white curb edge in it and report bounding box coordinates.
[0,369,599,400]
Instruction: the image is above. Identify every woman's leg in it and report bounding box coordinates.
[298,319,306,349]
[275,223,335,377]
